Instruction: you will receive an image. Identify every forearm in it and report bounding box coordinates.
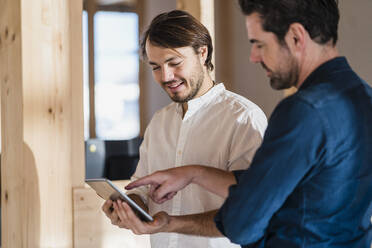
[166,210,223,237]
[190,165,236,198]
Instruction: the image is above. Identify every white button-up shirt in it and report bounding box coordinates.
[130,83,267,248]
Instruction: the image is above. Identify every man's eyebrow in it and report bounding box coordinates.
[249,39,260,44]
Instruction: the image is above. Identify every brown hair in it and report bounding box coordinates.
[238,0,339,46]
[140,10,214,71]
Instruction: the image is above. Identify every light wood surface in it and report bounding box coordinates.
[177,0,215,79]
[70,0,86,189]
[1,0,28,246]
[73,180,150,248]
[1,0,84,246]
[86,0,97,138]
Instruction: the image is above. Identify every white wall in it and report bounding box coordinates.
[338,0,372,86]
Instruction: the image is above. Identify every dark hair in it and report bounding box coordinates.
[140,10,214,71]
[238,0,340,46]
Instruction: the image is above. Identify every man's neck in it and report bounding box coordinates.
[182,75,214,117]
[296,44,339,89]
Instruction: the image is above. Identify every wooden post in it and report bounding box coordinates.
[0,0,84,246]
[177,0,215,79]
[137,0,147,137]
[86,0,97,138]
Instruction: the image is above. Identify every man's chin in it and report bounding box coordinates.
[169,93,188,103]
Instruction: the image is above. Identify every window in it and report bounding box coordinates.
[83,10,140,140]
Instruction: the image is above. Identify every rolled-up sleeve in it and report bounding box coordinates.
[215,98,326,245]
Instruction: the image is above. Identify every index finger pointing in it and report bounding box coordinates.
[125,175,158,190]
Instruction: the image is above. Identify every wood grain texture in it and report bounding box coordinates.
[177,0,215,79]
[1,0,84,246]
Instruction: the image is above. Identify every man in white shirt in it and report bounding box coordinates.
[102,10,267,248]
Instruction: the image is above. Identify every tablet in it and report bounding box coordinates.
[85,178,153,222]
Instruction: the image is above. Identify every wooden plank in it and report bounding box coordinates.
[73,181,150,248]
[0,0,29,246]
[1,0,84,246]
[87,0,97,138]
[137,0,147,137]
[70,0,86,188]
[177,0,215,79]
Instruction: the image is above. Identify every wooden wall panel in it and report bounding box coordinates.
[70,0,85,189]
[0,0,30,246]
[177,0,215,79]
[0,0,84,246]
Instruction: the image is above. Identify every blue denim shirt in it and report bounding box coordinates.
[215,57,372,247]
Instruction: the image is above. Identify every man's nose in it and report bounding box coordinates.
[161,67,174,82]
[249,46,261,63]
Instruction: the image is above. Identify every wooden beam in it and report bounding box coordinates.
[70,0,86,188]
[87,0,97,138]
[0,0,26,245]
[0,0,84,246]
[137,0,147,137]
[177,0,215,79]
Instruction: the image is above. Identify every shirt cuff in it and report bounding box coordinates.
[214,182,238,237]
[214,209,227,237]
[214,170,245,236]
[232,170,246,184]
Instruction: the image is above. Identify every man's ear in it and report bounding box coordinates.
[285,23,307,53]
[198,45,208,64]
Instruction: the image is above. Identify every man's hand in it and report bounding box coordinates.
[126,166,196,204]
[113,200,170,235]
[126,165,236,201]
[103,198,223,237]
[102,199,124,227]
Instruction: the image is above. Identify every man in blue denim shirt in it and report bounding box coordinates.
[114,0,372,247]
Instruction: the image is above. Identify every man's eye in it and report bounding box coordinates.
[169,62,181,67]
[152,66,160,71]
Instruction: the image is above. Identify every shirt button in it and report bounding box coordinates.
[178,150,182,155]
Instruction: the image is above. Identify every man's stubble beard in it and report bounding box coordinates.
[269,46,300,90]
[171,63,205,103]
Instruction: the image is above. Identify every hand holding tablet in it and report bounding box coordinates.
[86,178,153,222]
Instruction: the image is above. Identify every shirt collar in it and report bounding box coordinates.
[299,56,351,91]
[176,83,225,119]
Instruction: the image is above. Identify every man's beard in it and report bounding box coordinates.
[263,48,299,90]
[166,63,205,103]
[170,76,203,103]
